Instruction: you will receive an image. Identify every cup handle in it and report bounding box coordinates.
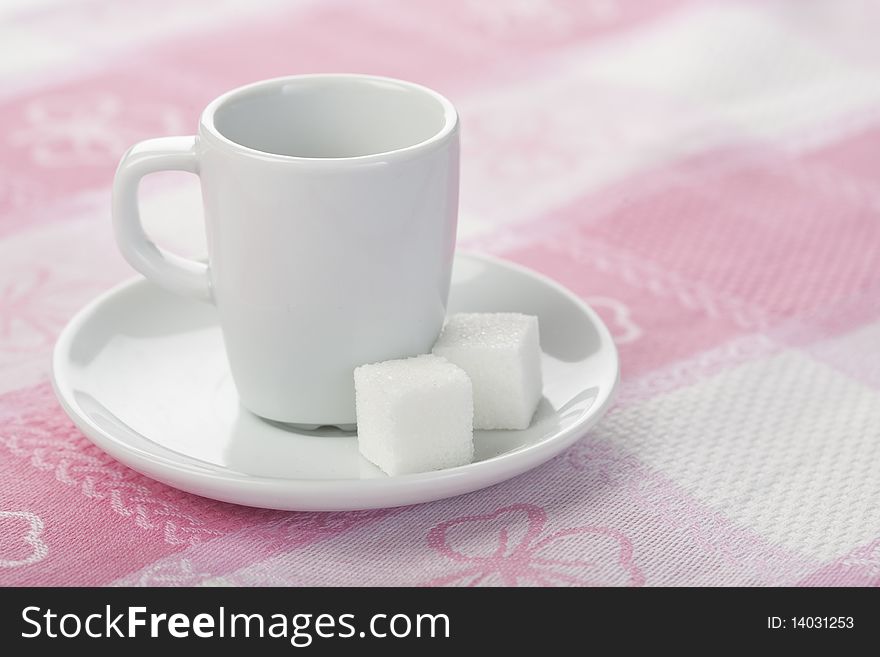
[112,136,213,303]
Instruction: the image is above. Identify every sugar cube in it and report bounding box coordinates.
[354,354,474,476]
[432,313,542,430]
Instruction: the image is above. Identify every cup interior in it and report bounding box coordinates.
[209,76,454,159]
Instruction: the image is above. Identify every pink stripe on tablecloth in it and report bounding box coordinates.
[3,0,880,587]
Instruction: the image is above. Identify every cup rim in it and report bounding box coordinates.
[199,73,459,163]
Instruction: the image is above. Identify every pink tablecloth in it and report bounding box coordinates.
[1,0,879,586]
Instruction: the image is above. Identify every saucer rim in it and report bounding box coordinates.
[51,252,619,509]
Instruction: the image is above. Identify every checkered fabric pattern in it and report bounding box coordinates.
[1,0,878,586]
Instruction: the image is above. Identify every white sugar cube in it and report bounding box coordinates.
[354,355,474,476]
[432,313,542,430]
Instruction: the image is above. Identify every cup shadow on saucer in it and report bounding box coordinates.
[261,417,357,436]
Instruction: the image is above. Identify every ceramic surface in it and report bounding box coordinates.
[52,253,619,511]
[113,74,460,425]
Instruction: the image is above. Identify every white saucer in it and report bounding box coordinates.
[52,253,618,511]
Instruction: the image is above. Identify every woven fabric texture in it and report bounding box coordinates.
[1,0,878,586]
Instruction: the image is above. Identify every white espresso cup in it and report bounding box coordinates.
[112,74,459,428]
